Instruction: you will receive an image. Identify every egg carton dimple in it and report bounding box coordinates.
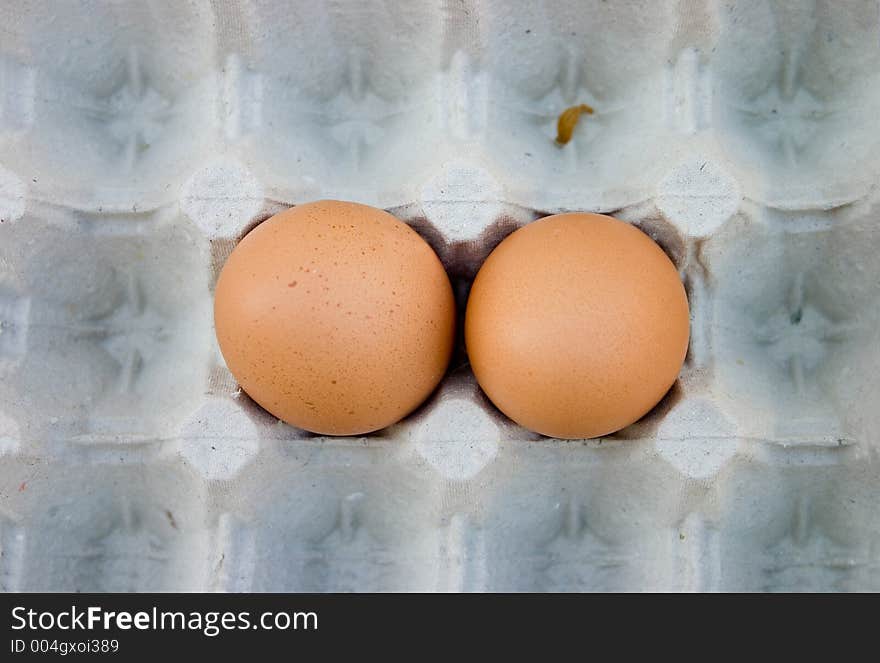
[1,0,879,592]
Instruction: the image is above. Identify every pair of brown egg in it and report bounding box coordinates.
[214,200,690,439]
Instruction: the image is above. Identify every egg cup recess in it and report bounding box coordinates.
[464,212,690,440]
[214,200,456,436]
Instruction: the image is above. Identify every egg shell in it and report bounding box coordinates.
[465,212,690,439]
[214,200,456,436]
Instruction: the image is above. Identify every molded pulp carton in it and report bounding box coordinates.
[1,0,879,591]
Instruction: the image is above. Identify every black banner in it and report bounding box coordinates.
[0,593,856,657]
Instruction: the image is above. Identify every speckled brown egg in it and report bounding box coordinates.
[214,200,455,436]
[465,212,689,439]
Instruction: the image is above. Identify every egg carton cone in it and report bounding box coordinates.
[1,0,879,592]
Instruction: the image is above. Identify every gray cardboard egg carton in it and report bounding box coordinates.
[1,1,879,592]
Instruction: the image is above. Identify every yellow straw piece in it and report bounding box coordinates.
[555,103,594,145]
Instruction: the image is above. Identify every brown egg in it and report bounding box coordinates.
[465,213,689,439]
[214,200,455,436]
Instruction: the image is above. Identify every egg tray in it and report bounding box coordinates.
[1,0,879,592]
